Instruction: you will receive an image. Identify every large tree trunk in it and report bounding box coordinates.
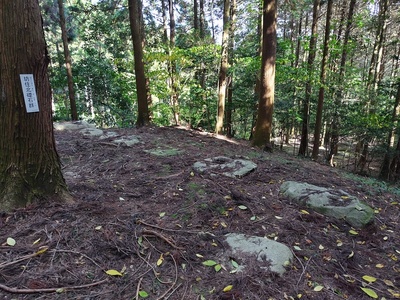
[128,0,151,126]
[58,0,78,121]
[215,0,230,134]
[0,0,71,211]
[311,0,333,160]
[251,0,276,150]
[298,0,320,156]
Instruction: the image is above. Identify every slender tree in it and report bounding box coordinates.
[215,0,230,134]
[0,0,72,211]
[128,0,151,126]
[327,0,356,166]
[298,0,320,156]
[226,0,236,137]
[167,0,180,125]
[57,0,78,120]
[251,0,276,150]
[356,0,389,174]
[311,0,333,160]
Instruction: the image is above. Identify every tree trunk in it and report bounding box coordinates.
[328,0,356,166]
[311,0,333,160]
[168,0,179,125]
[226,0,236,137]
[251,0,276,151]
[128,0,150,126]
[298,0,320,156]
[58,0,78,121]
[215,0,230,134]
[0,0,71,211]
[380,80,400,180]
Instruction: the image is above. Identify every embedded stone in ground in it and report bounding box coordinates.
[193,156,257,178]
[145,148,183,156]
[112,135,141,146]
[280,181,374,228]
[223,233,292,276]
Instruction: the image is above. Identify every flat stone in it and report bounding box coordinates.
[224,233,292,276]
[79,127,104,137]
[145,148,183,156]
[193,156,257,178]
[280,181,374,228]
[113,135,141,146]
[54,121,96,131]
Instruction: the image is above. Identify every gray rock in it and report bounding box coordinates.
[280,181,374,228]
[54,121,95,131]
[193,156,257,178]
[224,233,292,275]
[144,148,183,156]
[113,135,141,146]
[79,127,104,137]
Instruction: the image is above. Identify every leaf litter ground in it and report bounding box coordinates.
[1,125,399,299]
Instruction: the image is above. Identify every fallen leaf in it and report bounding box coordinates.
[313,285,324,291]
[238,205,247,210]
[105,269,123,276]
[35,246,49,256]
[202,260,217,267]
[138,290,149,298]
[362,275,377,283]
[388,289,400,298]
[33,238,41,245]
[157,254,164,266]
[375,263,384,268]
[6,237,16,246]
[300,210,309,214]
[223,285,233,292]
[383,279,395,287]
[360,287,378,298]
[349,230,358,235]
[196,253,204,258]
[231,260,239,269]
[294,246,302,251]
[214,264,222,272]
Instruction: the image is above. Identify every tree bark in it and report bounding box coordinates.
[251,0,276,150]
[328,0,356,166]
[298,0,320,156]
[311,0,333,160]
[128,0,151,126]
[0,0,71,211]
[226,0,236,137]
[215,0,230,134]
[57,0,78,121]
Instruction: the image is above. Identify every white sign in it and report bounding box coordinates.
[20,74,39,113]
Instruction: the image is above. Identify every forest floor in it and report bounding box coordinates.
[1,124,400,300]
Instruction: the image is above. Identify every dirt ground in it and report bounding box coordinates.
[1,125,399,300]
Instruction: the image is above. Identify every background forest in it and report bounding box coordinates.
[40,0,400,180]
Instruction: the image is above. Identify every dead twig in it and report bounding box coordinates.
[0,247,49,270]
[156,253,179,300]
[142,229,184,250]
[0,279,108,294]
[138,219,198,234]
[135,277,143,300]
